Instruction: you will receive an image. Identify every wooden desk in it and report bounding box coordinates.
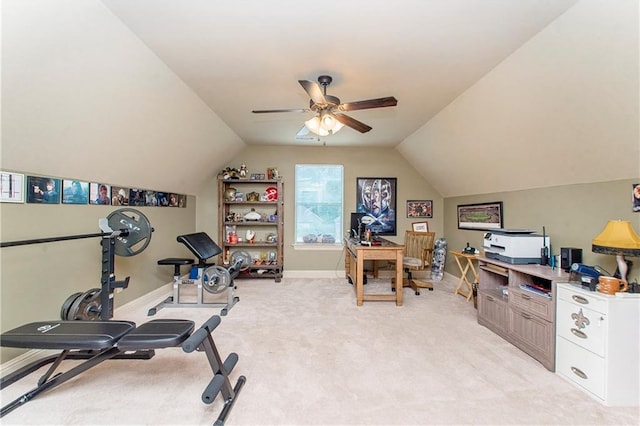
[344,237,404,306]
[450,250,480,301]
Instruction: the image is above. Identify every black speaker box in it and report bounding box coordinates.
[561,247,583,272]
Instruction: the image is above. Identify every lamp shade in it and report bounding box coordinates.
[592,220,640,256]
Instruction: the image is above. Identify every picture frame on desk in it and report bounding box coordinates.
[457,201,503,231]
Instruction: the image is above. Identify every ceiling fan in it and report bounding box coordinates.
[252,75,397,136]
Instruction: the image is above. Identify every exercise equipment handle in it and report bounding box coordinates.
[1,230,128,248]
[182,315,221,353]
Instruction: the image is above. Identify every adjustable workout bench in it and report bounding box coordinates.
[0,315,246,425]
[150,232,240,316]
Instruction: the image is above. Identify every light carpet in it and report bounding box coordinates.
[1,275,638,425]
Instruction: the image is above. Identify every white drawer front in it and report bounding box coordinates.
[557,284,608,315]
[556,337,605,400]
[556,299,606,357]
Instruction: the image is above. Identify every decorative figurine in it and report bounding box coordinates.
[239,163,248,178]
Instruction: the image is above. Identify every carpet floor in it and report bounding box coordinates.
[1,275,638,425]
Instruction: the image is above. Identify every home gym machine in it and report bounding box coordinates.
[149,232,243,316]
[0,210,245,424]
[1,208,153,321]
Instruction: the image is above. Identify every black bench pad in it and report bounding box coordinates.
[117,319,194,350]
[0,321,136,350]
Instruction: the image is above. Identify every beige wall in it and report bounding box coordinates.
[0,200,197,362]
[398,0,638,197]
[443,179,640,283]
[2,0,244,196]
[196,145,443,272]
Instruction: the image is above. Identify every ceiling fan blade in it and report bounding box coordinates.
[333,113,372,133]
[299,80,327,105]
[338,96,398,112]
[252,108,310,113]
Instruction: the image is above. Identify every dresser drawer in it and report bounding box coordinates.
[509,287,554,321]
[557,298,606,357]
[557,284,608,315]
[556,337,605,400]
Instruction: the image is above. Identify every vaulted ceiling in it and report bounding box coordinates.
[3,1,637,197]
[101,0,578,147]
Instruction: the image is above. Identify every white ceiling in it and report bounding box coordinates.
[100,0,579,148]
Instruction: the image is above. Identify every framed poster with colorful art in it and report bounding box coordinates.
[26,176,61,204]
[355,177,397,236]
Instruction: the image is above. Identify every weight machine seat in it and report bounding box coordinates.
[157,258,195,276]
[177,232,222,266]
[0,321,136,350]
[0,314,245,423]
[157,258,194,266]
[0,319,194,352]
[117,319,194,350]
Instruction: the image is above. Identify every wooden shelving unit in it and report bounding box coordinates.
[218,178,283,282]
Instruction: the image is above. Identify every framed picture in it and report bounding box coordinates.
[129,189,146,206]
[457,201,504,231]
[633,183,640,212]
[356,177,397,236]
[26,176,61,204]
[62,180,89,204]
[111,186,129,206]
[1,171,25,203]
[406,200,432,218]
[89,183,111,205]
[412,221,429,232]
[267,168,279,180]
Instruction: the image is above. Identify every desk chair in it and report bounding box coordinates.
[393,230,436,295]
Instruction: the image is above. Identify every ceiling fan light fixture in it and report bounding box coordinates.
[304,116,329,136]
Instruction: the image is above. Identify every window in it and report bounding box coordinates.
[295,164,343,245]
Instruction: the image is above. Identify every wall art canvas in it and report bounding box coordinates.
[89,183,111,205]
[356,177,397,236]
[26,176,61,204]
[457,201,503,231]
[62,180,89,204]
[1,171,25,203]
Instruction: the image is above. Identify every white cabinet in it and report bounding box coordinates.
[555,283,639,406]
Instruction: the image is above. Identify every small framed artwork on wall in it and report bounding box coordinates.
[1,171,25,203]
[26,176,61,204]
[406,200,433,218]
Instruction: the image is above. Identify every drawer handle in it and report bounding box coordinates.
[571,366,588,380]
[572,295,589,304]
[520,312,532,320]
[570,328,587,339]
[521,293,532,300]
[487,295,494,302]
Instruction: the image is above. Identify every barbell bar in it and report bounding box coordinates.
[0,208,153,257]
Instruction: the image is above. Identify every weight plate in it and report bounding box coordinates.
[106,208,153,257]
[203,266,231,294]
[60,292,82,320]
[67,288,102,320]
[230,250,251,271]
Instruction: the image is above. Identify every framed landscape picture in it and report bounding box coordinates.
[457,201,503,231]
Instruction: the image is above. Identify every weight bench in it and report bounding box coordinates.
[0,315,246,425]
[150,232,240,316]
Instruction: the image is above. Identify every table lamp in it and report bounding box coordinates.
[592,220,640,282]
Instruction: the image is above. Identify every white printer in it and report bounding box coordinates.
[483,229,548,264]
